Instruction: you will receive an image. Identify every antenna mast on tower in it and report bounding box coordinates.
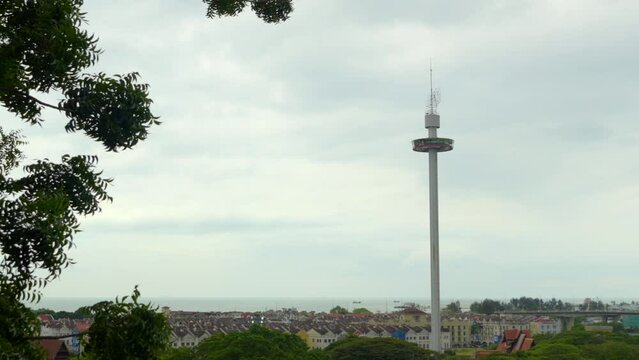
[428,61,440,115]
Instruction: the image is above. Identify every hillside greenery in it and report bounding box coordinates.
[160,328,449,360]
[485,327,639,359]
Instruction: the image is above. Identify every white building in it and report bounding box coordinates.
[306,328,339,349]
[405,327,430,349]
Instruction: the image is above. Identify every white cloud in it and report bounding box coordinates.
[4,0,638,300]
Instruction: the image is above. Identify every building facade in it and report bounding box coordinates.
[442,317,471,347]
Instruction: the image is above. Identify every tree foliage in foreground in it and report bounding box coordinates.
[161,328,453,360]
[0,0,294,358]
[0,291,44,360]
[80,286,171,359]
[324,336,445,360]
[193,325,322,360]
[203,0,293,23]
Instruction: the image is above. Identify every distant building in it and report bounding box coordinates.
[477,316,502,344]
[390,326,407,340]
[475,329,534,358]
[529,317,562,335]
[304,328,339,349]
[38,339,70,360]
[39,317,90,354]
[405,327,430,349]
[405,326,451,350]
[398,308,428,326]
[475,315,532,345]
[442,317,471,347]
[170,327,209,348]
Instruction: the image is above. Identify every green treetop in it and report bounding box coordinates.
[329,306,349,315]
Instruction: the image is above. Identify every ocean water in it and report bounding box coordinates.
[29,297,627,313]
[28,297,478,313]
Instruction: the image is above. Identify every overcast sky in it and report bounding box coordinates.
[6,0,639,300]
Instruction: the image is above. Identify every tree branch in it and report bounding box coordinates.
[25,330,89,340]
[25,93,66,112]
[0,87,72,113]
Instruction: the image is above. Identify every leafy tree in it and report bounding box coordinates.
[0,125,114,357]
[529,343,583,360]
[194,325,318,360]
[324,336,445,360]
[470,299,504,315]
[0,0,295,357]
[510,327,639,360]
[0,289,45,360]
[581,341,639,360]
[351,308,372,315]
[160,347,196,360]
[470,321,482,336]
[507,297,543,311]
[80,286,171,359]
[330,306,349,315]
[203,0,293,23]
[32,306,91,320]
[444,301,462,314]
[0,0,153,333]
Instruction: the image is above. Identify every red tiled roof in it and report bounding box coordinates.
[504,328,520,341]
[74,321,91,332]
[496,342,507,352]
[521,338,534,351]
[38,314,54,321]
[400,308,427,315]
[38,339,68,360]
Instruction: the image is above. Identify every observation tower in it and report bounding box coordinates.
[412,67,454,352]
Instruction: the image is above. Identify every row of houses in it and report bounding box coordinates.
[168,322,454,350]
[36,307,564,353]
[164,307,562,350]
[473,315,562,344]
[298,325,452,350]
[37,314,92,354]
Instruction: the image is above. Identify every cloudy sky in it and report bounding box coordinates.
[6,0,639,300]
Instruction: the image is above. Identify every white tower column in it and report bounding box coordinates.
[411,69,453,352]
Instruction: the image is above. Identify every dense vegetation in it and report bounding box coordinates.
[160,327,447,360]
[161,326,324,360]
[159,326,639,360]
[469,297,609,314]
[32,307,91,320]
[470,296,632,315]
[328,306,373,315]
[444,301,462,314]
[485,327,639,359]
[324,336,445,360]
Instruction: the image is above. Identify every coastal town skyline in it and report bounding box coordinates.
[8,0,639,299]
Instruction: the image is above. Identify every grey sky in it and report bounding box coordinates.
[5,0,639,299]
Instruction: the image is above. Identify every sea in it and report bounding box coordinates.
[29,297,628,313]
[28,297,476,313]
